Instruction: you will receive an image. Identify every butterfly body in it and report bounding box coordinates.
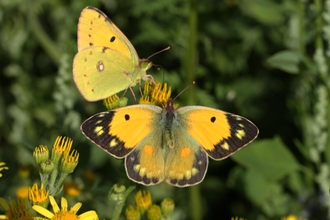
[73,6,152,101]
[81,99,259,187]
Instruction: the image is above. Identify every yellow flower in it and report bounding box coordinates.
[160,198,174,216]
[281,215,299,220]
[135,190,152,214]
[0,197,34,220]
[103,94,128,110]
[64,181,81,197]
[125,205,140,220]
[146,204,161,220]
[29,183,49,206]
[51,136,73,165]
[60,149,79,174]
[151,82,171,105]
[0,162,9,177]
[33,145,49,164]
[32,196,98,220]
[139,82,171,106]
[16,186,30,199]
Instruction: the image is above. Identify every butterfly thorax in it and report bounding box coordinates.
[162,99,177,149]
[163,99,176,129]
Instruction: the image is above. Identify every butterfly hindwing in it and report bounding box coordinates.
[178,106,259,160]
[125,115,209,187]
[73,46,136,101]
[164,126,208,187]
[125,130,165,186]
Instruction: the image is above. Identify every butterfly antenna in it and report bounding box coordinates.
[173,81,196,101]
[147,46,170,60]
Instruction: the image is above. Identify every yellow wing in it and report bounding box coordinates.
[177,106,259,160]
[123,106,208,187]
[125,133,165,186]
[74,6,153,101]
[164,127,208,187]
[80,105,162,158]
[77,6,137,62]
[73,47,136,101]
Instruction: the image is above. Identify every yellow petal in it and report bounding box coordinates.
[78,210,98,220]
[49,196,60,213]
[70,202,82,214]
[61,197,68,211]
[32,205,54,218]
[0,198,9,211]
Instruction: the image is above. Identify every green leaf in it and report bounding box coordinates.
[239,0,284,25]
[267,50,302,74]
[231,137,300,181]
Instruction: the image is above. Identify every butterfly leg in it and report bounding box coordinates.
[129,85,137,101]
[146,74,156,85]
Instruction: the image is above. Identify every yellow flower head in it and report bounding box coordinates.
[281,215,299,220]
[151,82,171,105]
[64,181,81,197]
[125,205,141,220]
[28,183,49,206]
[16,186,29,199]
[0,197,33,220]
[135,190,152,214]
[32,196,98,220]
[33,145,49,164]
[60,149,79,174]
[139,82,171,106]
[103,94,128,110]
[51,136,73,165]
[146,204,161,220]
[160,198,175,216]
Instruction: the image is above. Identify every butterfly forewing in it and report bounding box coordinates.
[81,111,133,158]
[208,112,259,159]
[178,106,259,160]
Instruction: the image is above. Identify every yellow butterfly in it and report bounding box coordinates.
[73,6,153,101]
[81,83,259,187]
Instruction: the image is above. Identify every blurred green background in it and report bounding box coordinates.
[1,0,330,219]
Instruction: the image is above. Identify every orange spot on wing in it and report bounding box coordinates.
[180,147,191,158]
[143,145,153,156]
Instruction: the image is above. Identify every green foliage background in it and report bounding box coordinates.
[1,0,330,219]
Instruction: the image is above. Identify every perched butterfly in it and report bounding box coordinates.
[81,83,259,187]
[73,6,153,101]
